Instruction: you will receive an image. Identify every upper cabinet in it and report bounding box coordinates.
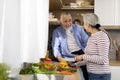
[95,0,120,26]
[114,0,120,25]
[55,0,94,10]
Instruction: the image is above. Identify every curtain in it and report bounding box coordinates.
[0,0,49,69]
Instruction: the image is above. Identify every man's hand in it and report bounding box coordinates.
[57,56,65,62]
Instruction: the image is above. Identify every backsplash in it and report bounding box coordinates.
[106,29,120,60]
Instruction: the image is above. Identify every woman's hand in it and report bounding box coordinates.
[67,61,76,67]
[75,55,83,61]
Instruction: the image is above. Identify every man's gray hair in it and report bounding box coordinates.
[60,12,72,21]
[83,13,99,26]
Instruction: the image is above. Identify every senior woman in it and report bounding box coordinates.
[75,13,111,80]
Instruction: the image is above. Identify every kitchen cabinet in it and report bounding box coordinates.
[95,0,120,25]
[114,0,120,25]
[110,66,120,80]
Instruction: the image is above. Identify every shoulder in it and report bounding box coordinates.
[54,26,63,32]
[98,31,108,38]
[72,24,84,31]
[93,31,109,41]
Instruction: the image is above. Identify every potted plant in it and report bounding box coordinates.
[0,63,9,80]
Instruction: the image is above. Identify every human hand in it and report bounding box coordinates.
[67,61,76,67]
[75,55,83,61]
[57,56,65,62]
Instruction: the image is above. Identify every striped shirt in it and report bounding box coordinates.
[83,31,111,74]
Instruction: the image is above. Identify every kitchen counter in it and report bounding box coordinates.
[110,60,120,66]
[8,61,120,80]
[19,69,80,80]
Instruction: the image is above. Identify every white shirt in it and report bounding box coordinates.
[66,27,81,52]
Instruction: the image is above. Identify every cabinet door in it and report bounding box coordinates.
[115,0,120,25]
[95,0,115,25]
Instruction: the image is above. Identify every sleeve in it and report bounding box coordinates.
[75,61,86,67]
[52,29,61,58]
[79,26,89,48]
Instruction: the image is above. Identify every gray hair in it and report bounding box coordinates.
[83,13,99,27]
[60,12,72,21]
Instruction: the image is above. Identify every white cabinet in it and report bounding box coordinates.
[95,0,120,25]
[115,0,120,25]
[111,66,120,80]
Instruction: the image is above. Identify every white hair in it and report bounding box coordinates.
[60,12,72,21]
[83,13,99,26]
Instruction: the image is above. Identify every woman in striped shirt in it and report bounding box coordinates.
[75,13,111,80]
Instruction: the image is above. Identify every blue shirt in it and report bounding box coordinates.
[52,24,88,58]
